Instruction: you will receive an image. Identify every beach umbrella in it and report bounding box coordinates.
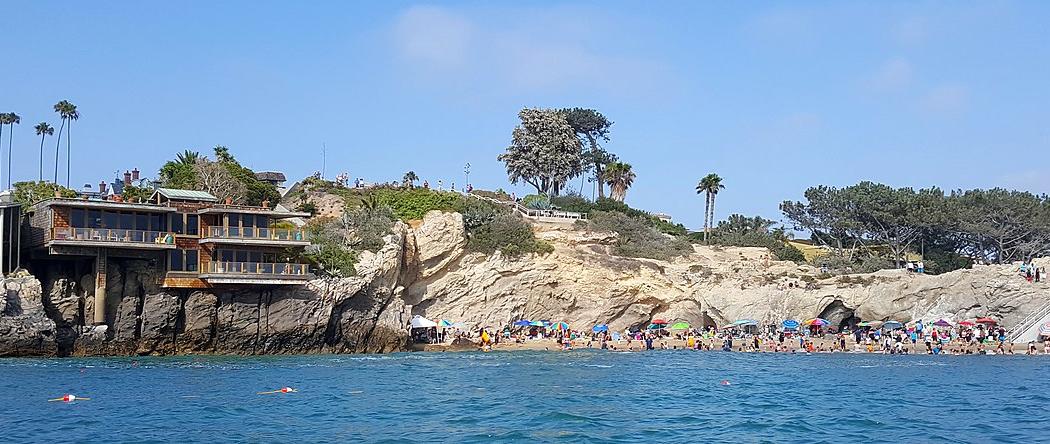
[651,319,669,325]
[803,318,829,327]
[513,320,532,327]
[958,320,976,327]
[976,317,997,325]
[438,319,454,328]
[529,321,546,327]
[858,321,882,328]
[452,322,468,328]
[782,320,800,330]
[932,319,953,327]
[670,322,691,330]
[593,324,609,333]
[1039,322,1050,337]
[733,319,758,326]
[549,322,569,331]
[410,315,437,328]
[647,324,664,330]
[883,320,904,330]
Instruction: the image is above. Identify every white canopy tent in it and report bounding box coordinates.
[410,315,438,329]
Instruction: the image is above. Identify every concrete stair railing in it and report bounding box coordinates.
[1005,299,1050,343]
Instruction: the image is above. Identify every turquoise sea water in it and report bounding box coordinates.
[2,351,1048,443]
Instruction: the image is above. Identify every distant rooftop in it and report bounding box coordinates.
[255,171,286,182]
[151,188,218,202]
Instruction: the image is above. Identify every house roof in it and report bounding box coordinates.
[255,171,287,182]
[151,188,218,202]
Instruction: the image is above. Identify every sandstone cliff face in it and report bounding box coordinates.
[2,210,1047,357]
[407,212,1050,335]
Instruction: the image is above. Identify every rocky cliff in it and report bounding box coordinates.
[2,211,1048,357]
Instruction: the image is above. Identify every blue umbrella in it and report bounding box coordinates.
[513,320,532,327]
[733,319,758,326]
[529,321,545,327]
[782,320,800,330]
[883,320,904,330]
[593,324,609,333]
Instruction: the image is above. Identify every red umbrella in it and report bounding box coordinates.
[651,319,669,325]
[976,317,997,325]
[958,320,976,327]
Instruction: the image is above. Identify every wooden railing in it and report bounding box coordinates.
[206,261,309,276]
[52,227,175,245]
[206,226,307,241]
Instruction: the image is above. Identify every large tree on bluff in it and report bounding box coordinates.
[561,108,614,198]
[497,108,583,196]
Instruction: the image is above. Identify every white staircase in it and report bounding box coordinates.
[1006,300,1050,343]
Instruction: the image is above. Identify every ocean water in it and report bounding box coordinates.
[1,351,1047,443]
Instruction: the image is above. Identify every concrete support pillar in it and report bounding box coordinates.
[93,248,108,325]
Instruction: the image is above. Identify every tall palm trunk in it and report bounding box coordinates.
[705,192,713,243]
[53,118,65,184]
[7,124,13,189]
[65,120,71,188]
[39,133,46,182]
[709,193,717,239]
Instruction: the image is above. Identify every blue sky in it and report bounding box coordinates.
[4,1,1049,230]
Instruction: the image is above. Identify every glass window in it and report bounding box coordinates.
[88,210,102,228]
[220,250,234,262]
[249,251,262,263]
[171,214,184,234]
[228,214,240,228]
[120,212,133,229]
[263,252,276,263]
[185,250,198,272]
[135,214,147,231]
[235,250,248,262]
[186,214,199,235]
[169,249,183,271]
[102,211,119,229]
[70,208,85,228]
[152,214,165,231]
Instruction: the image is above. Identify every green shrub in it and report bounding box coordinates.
[467,213,553,256]
[303,218,359,277]
[585,210,693,260]
[550,194,594,213]
[521,194,551,210]
[13,181,77,207]
[343,207,396,252]
[371,188,462,221]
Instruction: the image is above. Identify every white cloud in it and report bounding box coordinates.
[867,58,913,91]
[388,5,673,99]
[918,84,968,116]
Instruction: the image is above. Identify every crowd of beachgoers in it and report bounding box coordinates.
[410,315,1050,355]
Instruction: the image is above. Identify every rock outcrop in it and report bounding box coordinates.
[2,210,1048,357]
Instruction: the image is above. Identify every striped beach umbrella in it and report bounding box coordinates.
[782,320,800,330]
[549,322,569,331]
[803,318,829,327]
[1040,322,1050,337]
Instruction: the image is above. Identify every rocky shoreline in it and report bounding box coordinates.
[2,211,1048,357]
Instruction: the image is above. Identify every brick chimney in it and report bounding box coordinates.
[99,181,108,195]
[132,168,140,181]
[123,170,132,186]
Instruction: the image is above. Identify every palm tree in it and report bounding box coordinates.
[696,173,725,243]
[603,161,636,202]
[402,171,418,188]
[34,122,54,181]
[3,113,19,189]
[176,150,202,165]
[52,100,78,185]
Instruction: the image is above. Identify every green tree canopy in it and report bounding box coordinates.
[497,108,583,196]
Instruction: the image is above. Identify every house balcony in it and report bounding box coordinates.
[49,227,177,250]
[199,261,311,285]
[198,226,310,247]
